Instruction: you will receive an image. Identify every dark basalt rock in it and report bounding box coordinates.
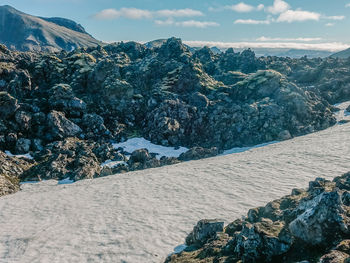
[0,36,345,187]
[0,91,19,119]
[47,111,82,140]
[179,147,219,161]
[0,150,34,197]
[186,219,225,247]
[21,137,120,182]
[166,172,350,263]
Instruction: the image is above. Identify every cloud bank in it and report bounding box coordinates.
[93,8,204,20]
[183,40,349,52]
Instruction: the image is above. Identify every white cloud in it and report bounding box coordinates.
[155,19,219,28]
[93,8,203,20]
[346,3,350,7]
[226,2,255,13]
[209,3,264,12]
[155,9,204,18]
[257,36,322,42]
[324,15,345,21]
[175,20,219,28]
[277,10,321,23]
[154,19,175,26]
[234,19,271,25]
[183,40,350,52]
[266,0,290,14]
[93,8,152,20]
[257,4,265,11]
[326,23,335,27]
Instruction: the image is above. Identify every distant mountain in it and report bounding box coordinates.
[0,5,100,52]
[330,48,350,59]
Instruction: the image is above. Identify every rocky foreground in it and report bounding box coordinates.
[0,122,349,263]
[166,172,350,263]
[1,36,349,194]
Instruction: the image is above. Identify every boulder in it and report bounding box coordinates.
[166,173,350,263]
[190,92,209,108]
[233,219,292,261]
[0,150,33,197]
[81,113,108,138]
[0,92,19,119]
[129,148,151,163]
[48,84,86,116]
[15,138,31,154]
[319,250,350,263]
[289,191,348,246]
[22,138,102,181]
[15,110,32,131]
[0,174,19,197]
[185,219,224,246]
[179,147,219,161]
[127,148,161,171]
[47,111,82,140]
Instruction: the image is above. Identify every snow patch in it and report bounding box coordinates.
[113,137,188,159]
[5,150,33,160]
[19,181,40,185]
[58,178,74,185]
[100,160,128,168]
[334,101,350,123]
[168,244,188,257]
[222,141,279,155]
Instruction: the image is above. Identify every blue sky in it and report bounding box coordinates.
[3,0,350,51]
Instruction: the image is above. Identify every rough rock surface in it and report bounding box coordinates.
[0,36,344,185]
[166,172,350,263]
[0,150,33,197]
[20,137,122,181]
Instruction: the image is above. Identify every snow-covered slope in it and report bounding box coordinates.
[1,123,350,263]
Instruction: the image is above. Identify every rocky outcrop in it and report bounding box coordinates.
[20,137,121,181]
[0,36,344,185]
[186,219,224,246]
[166,173,350,263]
[0,150,33,197]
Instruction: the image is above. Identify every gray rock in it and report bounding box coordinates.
[278,130,292,141]
[0,150,33,197]
[47,111,82,140]
[289,191,348,246]
[179,147,219,161]
[319,250,350,263]
[48,84,86,116]
[15,111,32,131]
[190,92,209,108]
[0,92,19,119]
[15,138,31,154]
[185,219,224,246]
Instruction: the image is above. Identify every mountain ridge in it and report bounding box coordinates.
[0,5,100,52]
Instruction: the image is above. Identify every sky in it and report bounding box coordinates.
[3,0,350,51]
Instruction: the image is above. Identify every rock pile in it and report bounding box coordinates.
[166,172,350,263]
[0,37,344,195]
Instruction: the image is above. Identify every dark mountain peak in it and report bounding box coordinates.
[0,5,100,52]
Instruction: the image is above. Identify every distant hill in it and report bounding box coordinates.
[0,5,100,52]
[330,48,350,59]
